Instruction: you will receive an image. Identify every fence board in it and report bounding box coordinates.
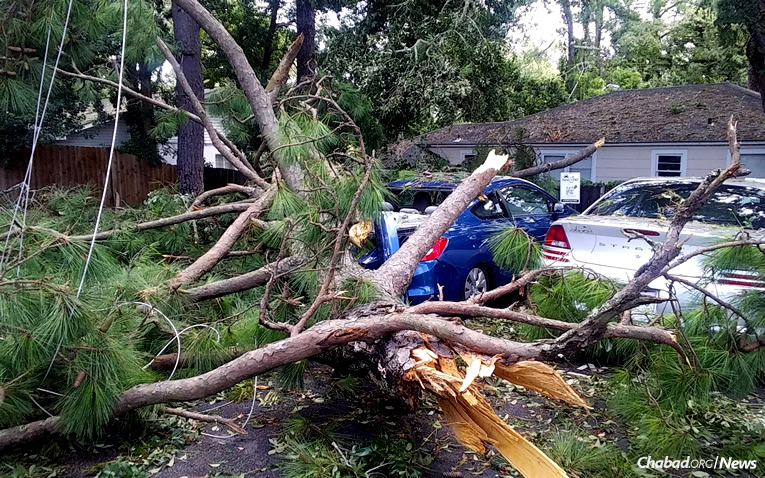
[2,145,177,206]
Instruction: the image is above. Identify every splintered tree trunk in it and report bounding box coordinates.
[172,4,205,195]
[296,0,316,81]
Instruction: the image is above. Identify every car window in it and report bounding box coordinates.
[590,182,765,227]
[389,189,450,212]
[498,186,553,216]
[471,193,507,220]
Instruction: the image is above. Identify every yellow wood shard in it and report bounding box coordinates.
[407,347,569,478]
[457,390,567,478]
[437,396,488,453]
[348,220,373,247]
[494,361,589,408]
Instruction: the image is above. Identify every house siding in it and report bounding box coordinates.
[429,146,470,165]
[589,144,732,181]
[57,116,231,168]
[427,143,765,181]
[57,120,131,149]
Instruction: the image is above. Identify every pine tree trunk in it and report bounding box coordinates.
[261,0,281,76]
[747,36,765,111]
[296,0,316,81]
[172,4,205,195]
[560,0,575,67]
[137,62,154,137]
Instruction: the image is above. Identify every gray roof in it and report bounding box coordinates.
[421,83,765,146]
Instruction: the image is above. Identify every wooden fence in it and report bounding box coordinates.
[1,145,177,206]
[571,184,615,213]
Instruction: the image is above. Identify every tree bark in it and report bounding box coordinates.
[173,0,303,191]
[183,256,301,301]
[747,38,765,109]
[514,138,604,178]
[172,4,205,195]
[296,0,316,81]
[593,4,604,50]
[560,0,576,67]
[261,0,281,76]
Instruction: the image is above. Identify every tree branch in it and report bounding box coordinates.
[182,256,301,302]
[265,33,304,102]
[168,186,276,290]
[378,150,512,296]
[191,184,259,209]
[156,37,266,186]
[513,138,605,178]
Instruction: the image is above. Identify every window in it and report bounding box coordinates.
[471,193,507,220]
[740,151,765,178]
[214,154,228,169]
[652,150,687,177]
[541,151,594,181]
[460,150,477,164]
[499,186,553,216]
[590,181,765,228]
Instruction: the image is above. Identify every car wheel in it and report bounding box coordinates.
[463,266,489,299]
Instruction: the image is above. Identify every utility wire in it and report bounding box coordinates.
[76,0,129,296]
[42,0,130,382]
[0,24,53,271]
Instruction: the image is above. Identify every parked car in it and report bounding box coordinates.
[359,176,577,303]
[542,177,765,315]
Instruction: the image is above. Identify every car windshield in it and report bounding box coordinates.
[589,181,765,228]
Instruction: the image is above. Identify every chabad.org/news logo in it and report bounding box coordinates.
[637,455,757,471]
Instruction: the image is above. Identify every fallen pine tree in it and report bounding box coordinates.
[1,0,764,474]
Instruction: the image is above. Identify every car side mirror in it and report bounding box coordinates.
[553,202,565,214]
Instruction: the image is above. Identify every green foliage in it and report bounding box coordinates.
[279,414,432,478]
[0,0,163,153]
[0,186,290,438]
[96,462,149,478]
[543,430,631,478]
[522,271,617,340]
[488,227,541,273]
[321,0,537,140]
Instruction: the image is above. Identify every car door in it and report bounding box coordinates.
[497,184,557,242]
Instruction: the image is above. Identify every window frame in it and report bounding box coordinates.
[470,191,508,220]
[460,149,477,164]
[651,149,687,177]
[498,184,555,217]
[539,149,597,182]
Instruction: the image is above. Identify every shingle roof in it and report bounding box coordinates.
[422,83,765,145]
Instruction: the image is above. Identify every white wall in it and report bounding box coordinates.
[427,143,765,180]
[589,144,732,181]
[55,120,131,149]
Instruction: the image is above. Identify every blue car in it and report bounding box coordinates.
[359,176,576,303]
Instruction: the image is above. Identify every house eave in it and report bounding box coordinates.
[426,140,765,148]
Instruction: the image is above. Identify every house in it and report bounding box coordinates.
[54,100,236,170]
[405,83,765,181]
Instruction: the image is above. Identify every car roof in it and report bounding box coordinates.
[387,175,540,193]
[618,176,765,190]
